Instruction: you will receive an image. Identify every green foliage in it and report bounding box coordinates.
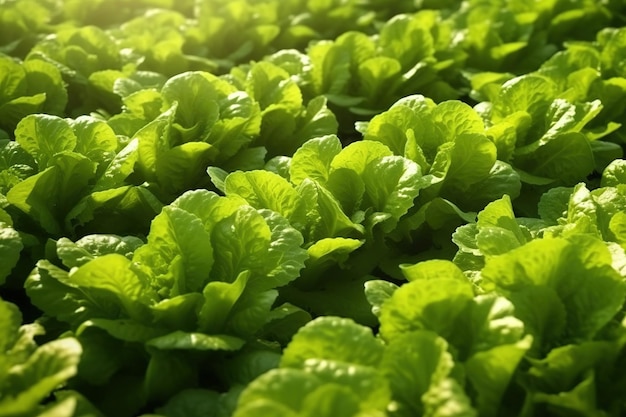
[0,297,85,417]
[2,1,626,416]
[23,190,307,414]
[0,54,67,133]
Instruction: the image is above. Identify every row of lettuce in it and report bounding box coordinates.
[4,171,626,416]
[2,0,626,132]
[2,0,626,416]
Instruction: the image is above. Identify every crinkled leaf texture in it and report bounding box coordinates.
[0,298,82,417]
[482,235,626,350]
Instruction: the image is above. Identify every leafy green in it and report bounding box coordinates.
[0,297,82,417]
[6,114,160,236]
[0,54,67,133]
[25,190,308,413]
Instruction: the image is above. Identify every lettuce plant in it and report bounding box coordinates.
[108,9,193,77]
[5,114,161,238]
[360,95,521,211]
[0,54,67,134]
[2,1,626,416]
[266,10,466,136]
[226,61,338,158]
[453,159,626,272]
[27,25,141,115]
[217,134,428,323]
[24,190,308,415]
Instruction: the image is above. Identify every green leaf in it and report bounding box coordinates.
[135,104,177,182]
[379,14,435,69]
[364,280,399,318]
[325,168,365,216]
[92,138,139,192]
[542,99,602,140]
[298,179,363,241]
[516,132,594,184]
[0,57,67,132]
[149,293,203,331]
[209,90,261,159]
[459,293,526,357]
[161,72,220,139]
[465,336,532,417]
[422,377,477,417]
[7,152,96,235]
[0,338,82,416]
[169,189,244,231]
[225,289,278,337]
[0,223,22,285]
[464,161,521,205]
[56,234,143,269]
[475,195,528,256]
[308,39,352,97]
[14,114,76,168]
[289,135,342,186]
[65,186,163,236]
[156,141,215,195]
[69,254,157,321]
[222,146,267,171]
[507,286,566,356]
[357,56,401,102]
[445,134,497,190]
[245,61,302,112]
[300,384,362,417]
[0,298,21,353]
[485,111,531,162]
[133,206,213,296]
[531,340,618,392]
[537,186,572,224]
[198,270,249,333]
[235,368,324,414]
[292,96,338,149]
[0,139,36,194]
[362,155,423,222]
[221,349,282,387]
[330,140,393,175]
[235,361,388,417]
[77,318,166,343]
[302,359,391,412]
[379,278,475,343]
[590,140,623,174]
[609,211,626,246]
[400,260,467,282]
[281,316,384,369]
[206,205,264,283]
[602,159,626,187]
[234,401,299,417]
[147,331,245,351]
[381,331,453,417]
[212,208,306,293]
[481,236,626,344]
[224,170,302,223]
[305,237,364,267]
[362,96,435,163]
[262,303,313,346]
[71,115,118,166]
[26,260,109,327]
[492,75,557,125]
[434,101,485,139]
[252,210,308,288]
